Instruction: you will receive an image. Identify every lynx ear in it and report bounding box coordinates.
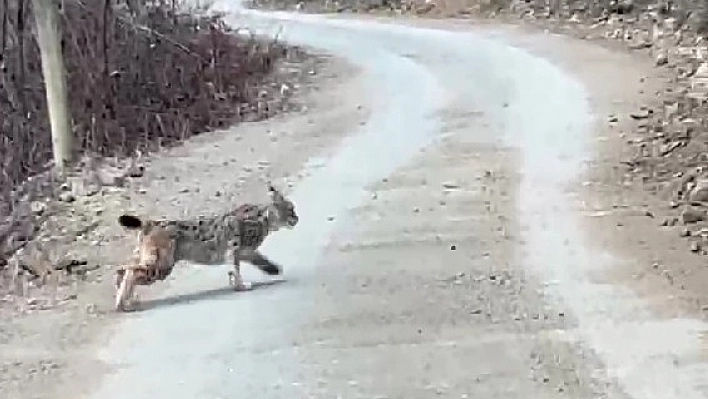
[267,181,283,201]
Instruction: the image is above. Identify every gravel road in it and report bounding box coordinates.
[81,5,708,399]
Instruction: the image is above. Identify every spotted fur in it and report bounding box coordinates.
[113,183,298,311]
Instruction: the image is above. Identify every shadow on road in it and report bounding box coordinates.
[139,279,287,311]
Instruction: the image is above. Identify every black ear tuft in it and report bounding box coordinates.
[118,215,143,229]
[267,182,282,200]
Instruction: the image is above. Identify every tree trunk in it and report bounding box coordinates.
[31,0,72,175]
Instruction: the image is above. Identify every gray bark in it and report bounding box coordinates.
[31,0,72,175]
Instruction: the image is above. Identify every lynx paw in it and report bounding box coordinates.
[234,281,253,291]
[227,271,252,291]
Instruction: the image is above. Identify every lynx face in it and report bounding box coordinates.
[268,184,299,230]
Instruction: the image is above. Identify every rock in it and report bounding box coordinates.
[630,108,652,119]
[695,62,708,78]
[442,182,460,189]
[126,164,144,178]
[58,192,75,203]
[682,208,706,224]
[26,297,41,306]
[55,258,89,274]
[655,50,669,66]
[30,201,47,216]
[663,17,678,32]
[96,169,126,187]
[62,293,78,301]
[628,41,652,50]
[65,176,101,197]
[688,178,708,202]
[691,241,701,252]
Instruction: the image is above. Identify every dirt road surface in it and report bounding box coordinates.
[47,5,708,399]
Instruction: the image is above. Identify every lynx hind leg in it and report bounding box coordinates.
[228,250,253,291]
[243,249,282,276]
[115,268,138,312]
[115,267,126,290]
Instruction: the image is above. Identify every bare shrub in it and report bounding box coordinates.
[0,0,291,267]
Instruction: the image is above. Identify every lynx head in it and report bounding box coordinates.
[267,182,299,230]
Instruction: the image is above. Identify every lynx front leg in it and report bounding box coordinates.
[228,249,253,291]
[242,249,282,275]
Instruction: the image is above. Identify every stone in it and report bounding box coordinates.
[655,50,669,66]
[630,108,652,119]
[688,178,708,202]
[691,241,701,252]
[442,182,460,189]
[30,201,47,216]
[58,192,75,203]
[682,208,706,224]
[126,164,144,178]
[695,62,708,78]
